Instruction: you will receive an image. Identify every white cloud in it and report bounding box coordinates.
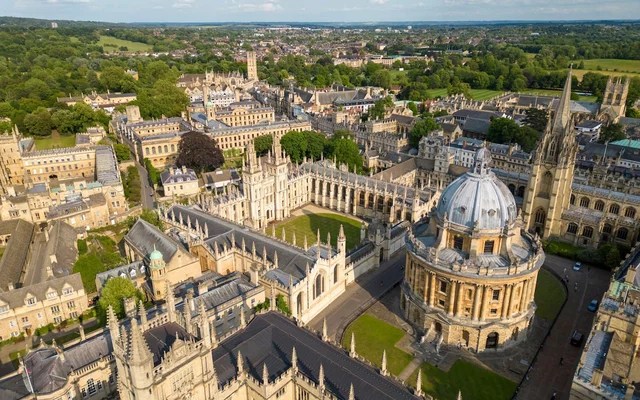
[172,0,196,8]
[45,0,91,3]
[370,0,389,4]
[234,1,282,12]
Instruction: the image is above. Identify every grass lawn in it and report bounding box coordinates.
[73,235,125,293]
[534,269,567,321]
[33,135,76,150]
[342,313,413,376]
[410,360,517,400]
[98,35,152,53]
[519,88,596,102]
[272,212,362,251]
[582,59,640,74]
[425,88,502,101]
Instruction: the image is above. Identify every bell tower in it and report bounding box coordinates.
[246,51,258,81]
[522,70,578,238]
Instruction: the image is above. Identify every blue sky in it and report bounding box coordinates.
[2,0,639,23]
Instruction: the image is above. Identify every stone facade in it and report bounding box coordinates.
[401,148,544,352]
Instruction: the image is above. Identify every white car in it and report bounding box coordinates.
[573,262,582,271]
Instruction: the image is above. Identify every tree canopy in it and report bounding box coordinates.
[487,117,540,152]
[280,130,327,163]
[175,131,224,173]
[523,108,549,133]
[599,123,626,143]
[253,134,273,157]
[96,277,144,323]
[409,117,440,148]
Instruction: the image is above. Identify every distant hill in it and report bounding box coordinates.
[0,16,121,28]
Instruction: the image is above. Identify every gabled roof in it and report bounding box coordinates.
[0,219,34,291]
[125,219,185,263]
[213,312,418,400]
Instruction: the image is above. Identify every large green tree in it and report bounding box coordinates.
[253,134,273,157]
[409,117,440,148]
[175,131,224,172]
[23,107,52,136]
[599,123,626,143]
[523,108,549,133]
[97,277,144,323]
[487,118,540,152]
[328,130,363,173]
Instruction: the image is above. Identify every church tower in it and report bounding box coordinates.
[522,70,578,237]
[243,139,265,229]
[148,247,167,300]
[266,132,290,221]
[246,51,258,81]
[599,77,629,124]
[0,125,25,189]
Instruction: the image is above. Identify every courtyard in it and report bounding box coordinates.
[269,205,363,251]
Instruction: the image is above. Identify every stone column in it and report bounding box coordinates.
[507,283,516,316]
[479,286,489,321]
[528,277,536,305]
[447,281,457,315]
[423,269,429,304]
[455,281,465,316]
[501,284,512,319]
[519,280,528,312]
[428,273,436,307]
[472,285,482,320]
[345,188,351,215]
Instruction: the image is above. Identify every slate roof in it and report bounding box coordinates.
[0,273,84,309]
[0,220,19,236]
[202,169,241,187]
[462,117,491,136]
[0,219,34,291]
[176,273,261,316]
[144,322,193,366]
[125,219,184,263]
[161,168,198,186]
[43,221,78,279]
[213,312,418,400]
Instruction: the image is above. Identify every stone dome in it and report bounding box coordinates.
[436,148,517,230]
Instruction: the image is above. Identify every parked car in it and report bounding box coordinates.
[573,262,582,271]
[587,299,599,312]
[570,330,584,346]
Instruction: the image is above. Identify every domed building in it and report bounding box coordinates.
[401,148,544,352]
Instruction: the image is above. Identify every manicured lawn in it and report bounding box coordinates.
[425,88,502,101]
[272,212,362,251]
[33,135,76,150]
[534,269,567,321]
[98,35,152,53]
[342,313,413,376]
[519,88,596,102]
[410,360,517,400]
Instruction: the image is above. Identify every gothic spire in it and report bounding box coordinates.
[128,318,152,365]
[349,332,356,358]
[348,383,355,400]
[291,346,298,373]
[552,69,573,134]
[381,350,388,376]
[262,362,269,385]
[322,318,328,341]
[318,363,325,391]
[416,371,423,397]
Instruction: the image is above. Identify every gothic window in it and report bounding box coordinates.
[535,209,546,224]
[453,236,464,250]
[582,226,594,238]
[594,200,604,211]
[492,290,500,301]
[313,274,324,299]
[483,240,495,254]
[87,379,96,395]
[617,228,629,240]
[609,204,620,215]
[538,171,552,198]
[579,197,590,208]
[333,266,338,284]
[567,223,578,234]
[570,194,575,205]
[625,207,636,218]
[603,224,612,234]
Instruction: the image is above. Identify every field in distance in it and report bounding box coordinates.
[98,35,153,53]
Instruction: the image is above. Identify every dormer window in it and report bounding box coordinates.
[25,297,36,306]
[62,287,74,296]
[46,291,57,300]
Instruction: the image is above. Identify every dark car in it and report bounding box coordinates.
[587,299,599,312]
[570,330,584,346]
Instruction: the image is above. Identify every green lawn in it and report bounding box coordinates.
[98,35,152,53]
[534,269,567,320]
[33,135,76,150]
[272,212,362,251]
[342,313,413,376]
[425,88,503,101]
[519,88,596,102]
[582,59,640,74]
[410,360,517,400]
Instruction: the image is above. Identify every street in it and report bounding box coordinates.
[309,249,406,342]
[517,255,611,400]
[135,159,155,209]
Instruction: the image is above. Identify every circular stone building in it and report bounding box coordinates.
[401,148,544,352]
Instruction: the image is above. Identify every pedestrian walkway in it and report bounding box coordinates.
[398,356,422,381]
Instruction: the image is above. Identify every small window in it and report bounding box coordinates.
[453,236,464,250]
[492,290,500,301]
[483,240,495,254]
[439,280,448,293]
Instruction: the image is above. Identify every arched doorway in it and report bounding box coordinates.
[434,322,442,333]
[462,330,470,347]
[486,332,499,349]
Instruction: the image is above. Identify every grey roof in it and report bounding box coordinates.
[0,273,84,310]
[95,146,121,185]
[453,109,503,121]
[44,221,78,279]
[0,220,19,237]
[213,312,419,400]
[0,219,34,291]
[202,169,241,186]
[125,219,182,263]
[0,373,30,400]
[620,117,640,127]
[144,322,193,366]
[161,168,198,186]
[462,117,491,136]
[95,261,146,290]
[177,273,260,315]
[166,205,316,282]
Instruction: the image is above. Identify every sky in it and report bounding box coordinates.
[1,0,639,23]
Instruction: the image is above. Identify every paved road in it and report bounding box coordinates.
[517,255,611,400]
[135,159,155,209]
[308,249,406,342]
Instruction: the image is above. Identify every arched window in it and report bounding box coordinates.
[617,227,629,240]
[87,379,96,395]
[313,274,324,299]
[535,209,546,224]
[582,226,593,238]
[453,235,464,250]
[570,194,575,205]
[609,204,620,215]
[567,223,578,234]
[333,266,338,284]
[594,200,604,211]
[538,171,552,198]
[603,224,613,234]
[625,207,636,218]
[579,197,590,208]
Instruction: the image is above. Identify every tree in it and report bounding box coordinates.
[0,119,11,134]
[113,143,131,162]
[253,134,273,157]
[144,158,160,186]
[122,165,141,205]
[328,130,363,173]
[447,82,471,98]
[523,108,549,133]
[175,131,224,173]
[409,117,440,148]
[280,131,307,163]
[23,107,52,136]
[406,101,418,116]
[487,118,540,152]
[96,277,144,323]
[138,208,163,230]
[368,96,394,120]
[599,123,626,143]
